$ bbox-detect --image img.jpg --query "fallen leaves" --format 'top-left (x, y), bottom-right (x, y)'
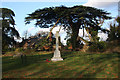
top-left (106, 71), bottom-right (110, 74)
top-left (112, 73), bottom-right (118, 76)
top-left (93, 70), bottom-right (96, 73)
top-left (107, 64), bottom-right (111, 67)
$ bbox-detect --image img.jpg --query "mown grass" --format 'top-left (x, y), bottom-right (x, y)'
top-left (2, 51), bottom-right (120, 78)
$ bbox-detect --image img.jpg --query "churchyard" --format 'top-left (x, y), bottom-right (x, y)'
top-left (1, 2), bottom-right (120, 79)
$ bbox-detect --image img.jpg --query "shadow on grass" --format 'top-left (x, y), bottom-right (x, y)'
top-left (2, 53), bottom-right (53, 72)
top-left (75, 52), bottom-right (120, 78)
top-left (25, 52), bottom-right (119, 78)
top-left (90, 52), bottom-right (120, 65)
top-left (2, 51), bottom-right (73, 72)
top-left (2, 51), bottom-right (120, 78)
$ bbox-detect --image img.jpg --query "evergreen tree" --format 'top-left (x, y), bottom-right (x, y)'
top-left (0, 8), bottom-right (20, 51)
top-left (25, 5), bottom-right (111, 50)
top-left (107, 16), bottom-right (120, 41)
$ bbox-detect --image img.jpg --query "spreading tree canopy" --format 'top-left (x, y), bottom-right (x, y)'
top-left (25, 5), bottom-right (111, 50)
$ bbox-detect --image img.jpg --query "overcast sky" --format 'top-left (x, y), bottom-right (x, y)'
top-left (1, 0), bottom-right (119, 45)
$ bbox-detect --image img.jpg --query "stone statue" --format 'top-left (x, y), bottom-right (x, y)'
top-left (51, 31), bottom-right (63, 61)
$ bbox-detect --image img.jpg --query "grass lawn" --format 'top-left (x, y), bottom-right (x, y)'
top-left (2, 51), bottom-right (120, 78)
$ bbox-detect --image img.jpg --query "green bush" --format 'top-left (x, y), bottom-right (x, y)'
top-left (18, 48), bottom-right (24, 52)
top-left (88, 41), bottom-right (107, 52)
top-left (64, 46), bottom-right (68, 50)
top-left (23, 49), bottom-right (36, 54)
top-left (2, 47), bottom-right (16, 53)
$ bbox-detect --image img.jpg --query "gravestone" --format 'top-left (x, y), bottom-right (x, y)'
top-left (51, 31), bottom-right (63, 62)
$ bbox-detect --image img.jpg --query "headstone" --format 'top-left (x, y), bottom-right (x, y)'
top-left (51, 31), bottom-right (63, 62)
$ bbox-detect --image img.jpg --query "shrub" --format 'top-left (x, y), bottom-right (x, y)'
top-left (2, 47), bottom-right (16, 53)
top-left (23, 49), bottom-right (36, 54)
top-left (18, 48), bottom-right (24, 52)
top-left (88, 41), bottom-right (107, 52)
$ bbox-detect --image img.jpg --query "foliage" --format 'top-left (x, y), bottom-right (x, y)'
top-left (63, 46), bottom-right (68, 50)
top-left (25, 5), bottom-right (111, 50)
top-left (34, 37), bottom-right (56, 51)
top-left (2, 48), bottom-right (16, 52)
top-left (107, 16), bottom-right (120, 42)
top-left (23, 49), bottom-right (36, 54)
top-left (66, 37), bottom-right (84, 50)
top-left (0, 8), bottom-right (20, 51)
top-left (88, 41), bottom-right (107, 52)
top-left (16, 48), bottom-right (24, 52)
top-left (35, 37), bottom-right (50, 50)
top-left (34, 37), bottom-right (63, 51)
top-left (90, 30), bottom-right (100, 42)
top-left (20, 31), bottom-right (57, 51)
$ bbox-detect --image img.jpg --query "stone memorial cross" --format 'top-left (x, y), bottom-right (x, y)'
top-left (51, 31), bottom-right (63, 61)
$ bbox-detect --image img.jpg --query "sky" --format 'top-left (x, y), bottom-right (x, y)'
top-left (1, 0), bottom-right (119, 45)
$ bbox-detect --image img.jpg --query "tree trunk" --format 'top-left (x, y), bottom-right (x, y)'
top-left (83, 26), bottom-right (84, 37)
top-left (71, 24), bottom-right (79, 51)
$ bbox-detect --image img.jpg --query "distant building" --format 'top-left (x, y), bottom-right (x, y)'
top-left (19, 34), bottom-right (56, 51)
